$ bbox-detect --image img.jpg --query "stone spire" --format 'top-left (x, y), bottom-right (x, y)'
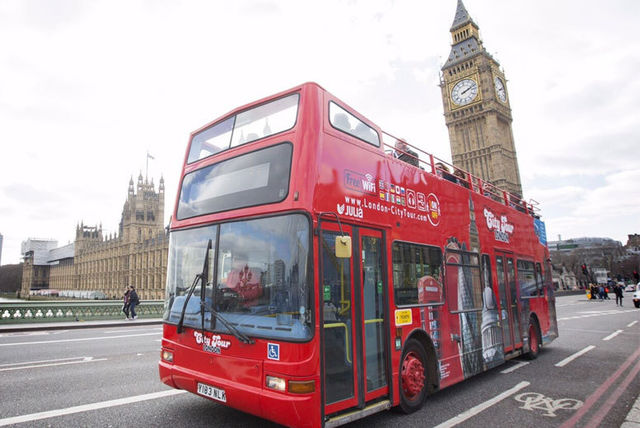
top-left (450, 0), bottom-right (476, 31)
top-left (444, 0), bottom-right (485, 68)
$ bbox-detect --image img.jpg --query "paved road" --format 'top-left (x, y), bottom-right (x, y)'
top-left (0, 295), bottom-right (637, 427)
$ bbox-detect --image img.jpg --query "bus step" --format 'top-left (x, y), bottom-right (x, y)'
top-left (325, 400), bottom-right (391, 428)
top-left (504, 349), bottom-right (523, 360)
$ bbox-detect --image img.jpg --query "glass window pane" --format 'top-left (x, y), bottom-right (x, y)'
top-left (188, 117), bottom-right (234, 163)
top-left (230, 94), bottom-right (299, 148)
top-left (329, 102), bottom-right (380, 146)
top-left (322, 231), bottom-right (354, 404)
top-left (163, 214), bottom-right (311, 341)
top-left (214, 215), bottom-right (311, 340)
top-left (187, 94), bottom-right (299, 164)
top-left (392, 242), bottom-right (443, 305)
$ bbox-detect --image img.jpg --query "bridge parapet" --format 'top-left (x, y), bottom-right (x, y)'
top-left (0, 301), bottom-right (164, 323)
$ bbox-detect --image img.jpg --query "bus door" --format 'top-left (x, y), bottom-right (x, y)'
top-left (320, 224), bottom-right (389, 415)
top-left (495, 254), bottom-right (522, 352)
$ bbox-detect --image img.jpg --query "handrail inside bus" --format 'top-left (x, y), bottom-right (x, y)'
top-left (380, 131), bottom-right (540, 217)
top-left (323, 322), bottom-right (351, 363)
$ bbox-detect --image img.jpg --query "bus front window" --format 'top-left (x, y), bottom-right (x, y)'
top-left (164, 214), bottom-right (312, 341)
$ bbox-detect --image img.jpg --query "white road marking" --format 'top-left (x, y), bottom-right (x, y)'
top-left (501, 361), bottom-right (530, 374)
top-left (602, 330), bottom-right (624, 341)
top-left (0, 332), bottom-right (159, 347)
top-left (0, 356), bottom-right (107, 372)
top-left (0, 389), bottom-right (187, 426)
top-left (557, 309), bottom-right (634, 321)
top-left (433, 381), bottom-right (530, 428)
top-left (555, 345), bottom-right (596, 367)
top-left (104, 328), bottom-right (162, 334)
top-left (628, 320), bottom-right (638, 327)
top-left (0, 356), bottom-right (93, 367)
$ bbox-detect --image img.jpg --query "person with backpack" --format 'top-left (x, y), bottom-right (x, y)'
top-left (128, 285), bottom-right (140, 320)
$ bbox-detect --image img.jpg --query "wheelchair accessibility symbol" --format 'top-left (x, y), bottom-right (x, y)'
top-left (267, 343), bottom-right (280, 361)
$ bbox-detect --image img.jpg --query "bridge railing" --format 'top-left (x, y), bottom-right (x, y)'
top-left (0, 300), bottom-right (164, 324)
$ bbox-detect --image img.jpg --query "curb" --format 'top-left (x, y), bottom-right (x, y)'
top-left (622, 394), bottom-right (640, 428)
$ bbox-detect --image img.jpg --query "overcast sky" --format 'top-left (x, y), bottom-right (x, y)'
top-left (1, 0), bottom-right (639, 265)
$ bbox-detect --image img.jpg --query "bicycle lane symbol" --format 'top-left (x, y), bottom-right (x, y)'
top-left (514, 392), bottom-right (583, 417)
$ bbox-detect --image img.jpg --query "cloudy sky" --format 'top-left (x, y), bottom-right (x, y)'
top-left (1, 0), bottom-right (639, 265)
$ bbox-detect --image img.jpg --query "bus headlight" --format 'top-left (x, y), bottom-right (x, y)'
top-left (161, 349), bottom-right (174, 363)
top-left (266, 375), bottom-right (286, 392)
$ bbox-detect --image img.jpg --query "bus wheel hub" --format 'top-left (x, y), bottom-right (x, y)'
top-left (402, 352), bottom-right (425, 397)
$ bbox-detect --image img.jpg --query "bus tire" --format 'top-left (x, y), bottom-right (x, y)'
top-left (398, 338), bottom-right (428, 413)
top-left (525, 318), bottom-right (540, 360)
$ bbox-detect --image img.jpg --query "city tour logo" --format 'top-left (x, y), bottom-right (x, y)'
top-left (194, 331), bottom-right (231, 354)
top-left (483, 208), bottom-right (514, 243)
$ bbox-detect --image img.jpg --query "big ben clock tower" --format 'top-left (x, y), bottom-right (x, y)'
top-left (441, 0), bottom-right (523, 197)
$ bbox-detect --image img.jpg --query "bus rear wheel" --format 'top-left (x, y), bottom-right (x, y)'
top-left (525, 319), bottom-right (540, 360)
top-left (398, 338), bottom-right (428, 413)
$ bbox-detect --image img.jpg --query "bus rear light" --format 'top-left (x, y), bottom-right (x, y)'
top-left (266, 376), bottom-right (286, 392)
top-left (161, 349), bottom-right (174, 363)
top-left (288, 380), bottom-right (315, 394)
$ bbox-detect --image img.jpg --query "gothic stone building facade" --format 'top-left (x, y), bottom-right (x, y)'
top-left (21, 175), bottom-right (168, 300)
top-left (441, 0), bottom-right (523, 198)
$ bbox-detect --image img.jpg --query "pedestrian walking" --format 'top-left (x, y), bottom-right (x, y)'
top-left (122, 287), bottom-right (131, 319)
top-left (598, 285), bottom-right (605, 301)
top-left (128, 285), bottom-right (140, 320)
top-left (614, 283), bottom-right (624, 306)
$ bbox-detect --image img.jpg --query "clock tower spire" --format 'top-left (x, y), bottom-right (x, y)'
top-left (440, 0), bottom-right (523, 198)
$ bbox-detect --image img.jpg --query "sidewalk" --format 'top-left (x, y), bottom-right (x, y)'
top-left (0, 318), bottom-right (163, 333)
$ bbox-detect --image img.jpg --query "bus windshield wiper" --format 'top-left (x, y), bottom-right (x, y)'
top-left (177, 239), bottom-right (211, 334)
top-left (207, 306), bottom-right (255, 345)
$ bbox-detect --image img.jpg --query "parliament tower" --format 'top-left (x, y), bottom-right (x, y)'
top-left (440, 0), bottom-right (523, 197)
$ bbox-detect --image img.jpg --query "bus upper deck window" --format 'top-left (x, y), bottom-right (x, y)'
top-left (329, 102), bottom-right (380, 147)
top-left (187, 93), bottom-right (299, 164)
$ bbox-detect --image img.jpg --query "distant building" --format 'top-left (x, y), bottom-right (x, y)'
top-left (626, 234), bottom-right (640, 255)
top-left (0, 232), bottom-right (3, 266)
top-left (20, 238), bottom-right (58, 290)
top-left (20, 174), bottom-right (168, 300)
top-left (548, 237), bottom-right (623, 252)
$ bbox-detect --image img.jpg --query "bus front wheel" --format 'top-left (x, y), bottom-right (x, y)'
top-left (398, 338), bottom-right (428, 413)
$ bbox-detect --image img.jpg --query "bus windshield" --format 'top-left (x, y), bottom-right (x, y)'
top-left (164, 214), bottom-right (312, 341)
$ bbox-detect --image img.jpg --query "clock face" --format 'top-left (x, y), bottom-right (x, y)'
top-left (494, 77), bottom-right (507, 102)
top-left (451, 79), bottom-right (478, 106)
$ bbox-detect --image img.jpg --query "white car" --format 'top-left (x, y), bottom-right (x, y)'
top-left (633, 289), bottom-right (640, 308)
top-left (625, 283), bottom-right (637, 292)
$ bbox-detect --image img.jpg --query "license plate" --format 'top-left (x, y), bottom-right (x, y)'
top-left (197, 382), bottom-right (226, 402)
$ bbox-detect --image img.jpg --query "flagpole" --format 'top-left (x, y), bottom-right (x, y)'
top-left (146, 151), bottom-right (149, 183)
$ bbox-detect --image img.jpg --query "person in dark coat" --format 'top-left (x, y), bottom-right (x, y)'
top-left (122, 287), bottom-right (131, 319)
top-left (128, 285), bottom-right (140, 320)
top-left (614, 283), bottom-right (624, 306)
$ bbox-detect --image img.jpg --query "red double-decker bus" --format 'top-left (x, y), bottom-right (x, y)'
top-left (159, 82), bottom-right (558, 427)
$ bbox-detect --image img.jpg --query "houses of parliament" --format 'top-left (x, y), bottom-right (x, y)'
top-left (20, 1), bottom-right (523, 300)
top-left (20, 174), bottom-right (168, 300)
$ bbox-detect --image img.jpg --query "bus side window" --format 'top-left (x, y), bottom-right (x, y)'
top-left (445, 250), bottom-right (482, 312)
top-left (516, 260), bottom-right (537, 297)
top-left (392, 242), bottom-right (443, 306)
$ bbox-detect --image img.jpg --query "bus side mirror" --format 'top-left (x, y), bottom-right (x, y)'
top-left (335, 236), bottom-right (352, 258)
